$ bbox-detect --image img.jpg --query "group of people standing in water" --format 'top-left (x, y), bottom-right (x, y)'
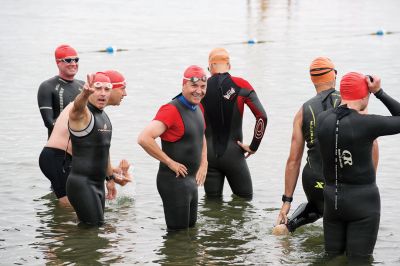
top-left (37, 44), bottom-right (400, 260)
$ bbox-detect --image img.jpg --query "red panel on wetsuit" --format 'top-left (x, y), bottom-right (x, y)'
top-left (154, 103), bottom-right (206, 142)
top-left (154, 104), bottom-right (184, 142)
top-left (232, 76), bottom-right (254, 116)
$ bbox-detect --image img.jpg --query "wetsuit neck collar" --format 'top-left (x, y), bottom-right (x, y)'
top-left (58, 76), bottom-right (74, 83)
top-left (175, 94), bottom-right (197, 111)
top-left (88, 102), bottom-right (103, 113)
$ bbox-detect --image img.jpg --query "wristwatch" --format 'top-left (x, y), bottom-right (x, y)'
top-left (105, 174), bottom-right (115, 182)
top-left (282, 194), bottom-right (293, 203)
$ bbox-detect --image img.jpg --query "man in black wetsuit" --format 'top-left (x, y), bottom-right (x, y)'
top-left (138, 65), bottom-right (208, 231)
top-left (273, 58), bottom-right (379, 235)
top-left (317, 72), bottom-right (400, 259)
top-left (201, 48), bottom-right (267, 199)
top-left (273, 57), bottom-right (341, 234)
top-left (37, 44), bottom-right (84, 138)
top-left (39, 70), bottom-right (131, 207)
top-left (66, 72), bottom-right (116, 226)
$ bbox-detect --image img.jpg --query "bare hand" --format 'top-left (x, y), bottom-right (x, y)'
top-left (167, 159), bottom-right (188, 178)
top-left (83, 73), bottom-right (96, 96)
top-left (119, 159), bottom-right (131, 175)
top-left (237, 141), bottom-right (255, 158)
top-left (275, 203), bottom-right (291, 225)
top-left (112, 159), bottom-right (133, 186)
top-left (106, 180), bottom-right (117, 200)
top-left (195, 161), bottom-right (208, 186)
top-left (366, 75), bottom-right (381, 94)
top-left (113, 171), bottom-right (132, 186)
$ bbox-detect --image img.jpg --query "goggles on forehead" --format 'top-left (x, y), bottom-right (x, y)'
top-left (94, 82), bottom-right (113, 89)
top-left (112, 81), bottom-right (126, 88)
top-left (310, 67), bottom-right (337, 76)
top-left (183, 75), bottom-right (207, 83)
top-left (58, 57), bottom-right (80, 64)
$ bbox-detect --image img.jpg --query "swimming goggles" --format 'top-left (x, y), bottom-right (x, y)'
top-left (111, 81), bottom-right (126, 88)
top-left (310, 68), bottom-right (337, 76)
top-left (58, 57), bottom-right (80, 64)
top-left (94, 82), bottom-right (113, 89)
top-left (183, 76), bottom-right (207, 83)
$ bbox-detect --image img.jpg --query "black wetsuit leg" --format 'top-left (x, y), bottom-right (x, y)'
top-left (324, 184), bottom-right (380, 257)
top-left (39, 147), bottom-right (72, 198)
top-left (157, 173), bottom-right (198, 230)
top-left (205, 142), bottom-right (252, 199)
top-left (224, 156), bottom-right (252, 199)
top-left (302, 164), bottom-right (324, 213)
top-left (66, 175), bottom-right (105, 226)
top-left (204, 164), bottom-right (225, 197)
top-left (286, 164), bottom-right (324, 232)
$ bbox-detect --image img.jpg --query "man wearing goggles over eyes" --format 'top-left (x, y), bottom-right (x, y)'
top-left (138, 65), bottom-right (208, 231)
top-left (39, 70), bottom-right (130, 208)
top-left (37, 44), bottom-right (84, 138)
top-left (201, 48), bottom-right (267, 200)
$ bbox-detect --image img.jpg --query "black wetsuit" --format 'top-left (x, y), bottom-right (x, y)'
top-left (317, 89), bottom-right (400, 257)
top-left (37, 76), bottom-right (83, 137)
top-left (287, 89), bottom-right (341, 232)
top-left (201, 73), bottom-right (267, 198)
top-left (66, 103), bottom-right (112, 226)
top-left (157, 98), bottom-right (204, 230)
top-left (39, 147), bottom-right (72, 198)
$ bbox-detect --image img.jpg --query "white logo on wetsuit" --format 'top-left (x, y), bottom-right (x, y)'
top-left (223, 87), bottom-right (236, 100)
top-left (98, 123), bottom-right (112, 133)
top-left (338, 149), bottom-right (353, 168)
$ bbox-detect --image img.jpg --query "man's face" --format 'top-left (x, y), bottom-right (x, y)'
top-left (89, 83), bottom-right (112, 110)
top-left (182, 78), bottom-right (207, 105)
top-left (57, 56), bottom-right (79, 79)
top-left (108, 86), bottom-right (127, 106)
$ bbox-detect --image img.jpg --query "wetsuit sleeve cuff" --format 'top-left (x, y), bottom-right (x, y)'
top-left (373, 88), bottom-right (383, 98)
top-left (249, 142), bottom-right (259, 152)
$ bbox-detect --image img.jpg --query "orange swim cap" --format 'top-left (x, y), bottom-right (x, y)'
top-left (309, 57), bottom-right (336, 85)
top-left (104, 70), bottom-right (126, 89)
top-left (209, 48), bottom-right (230, 64)
top-left (340, 72), bottom-right (369, 100)
top-left (55, 44), bottom-right (78, 60)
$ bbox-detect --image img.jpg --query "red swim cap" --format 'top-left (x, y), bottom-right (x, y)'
top-left (93, 72), bottom-right (111, 83)
top-left (55, 44), bottom-right (78, 60)
top-left (104, 70), bottom-right (126, 89)
top-left (182, 65), bottom-right (207, 85)
top-left (340, 72), bottom-right (369, 100)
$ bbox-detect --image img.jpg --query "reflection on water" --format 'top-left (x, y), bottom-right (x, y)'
top-left (155, 196), bottom-right (254, 265)
top-left (1, 0), bottom-right (400, 264)
top-left (33, 193), bottom-right (118, 265)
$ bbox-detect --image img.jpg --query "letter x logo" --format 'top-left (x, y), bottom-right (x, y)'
top-left (315, 182), bottom-right (324, 189)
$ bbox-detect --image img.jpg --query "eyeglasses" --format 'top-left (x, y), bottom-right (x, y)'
top-left (58, 57), bottom-right (80, 64)
top-left (94, 82), bottom-right (113, 89)
top-left (183, 76), bottom-right (207, 83)
top-left (310, 68), bottom-right (337, 76)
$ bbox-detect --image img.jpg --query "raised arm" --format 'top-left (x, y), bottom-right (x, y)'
top-left (69, 74), bottom-right (94, 131)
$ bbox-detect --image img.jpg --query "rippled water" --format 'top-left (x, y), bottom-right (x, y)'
top-left (1, 0), bottom-right (400, 265)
